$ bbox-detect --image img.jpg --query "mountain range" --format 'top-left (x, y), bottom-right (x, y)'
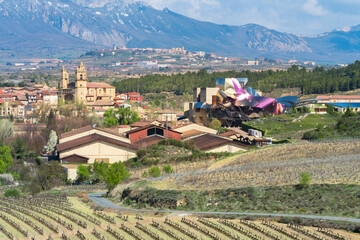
top-left (0, 0), bottom-right (359, 62)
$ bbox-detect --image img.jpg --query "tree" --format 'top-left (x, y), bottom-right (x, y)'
top-left (149, 166), bottom-right (161, 177)
top-left (209, 119), bottom-right (221, 130)
top-left (0, 119), bottom-right (14, 141)
top-left (104, 162), bottom-right (130, 192)
top-left (103, 108), bottom-right (140, 127)
top-left (77, 165), bottom-right (90, 182)
top-left (93, 162), bottom-right (109, 181)
top-left (46, 109), bottom-right (56, 130)
top-left (27, 161), bottom-right (67, 194)
top-left (343, 105), bottom-right (356, 118)
top-left (0, 145), bottom-right (13, 174)
top-left (299, 171), bottom-right (312, 189)
top-left (47, 130), bottom-right (58, 154)
top-left (12, 137), bottom-right (27, 165)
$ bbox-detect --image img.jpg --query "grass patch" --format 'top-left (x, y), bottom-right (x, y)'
top-left (249, 114), bottom-right (337, 139)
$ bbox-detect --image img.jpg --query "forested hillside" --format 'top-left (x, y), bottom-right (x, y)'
top-left (113, 61), bottom-right (360, 95)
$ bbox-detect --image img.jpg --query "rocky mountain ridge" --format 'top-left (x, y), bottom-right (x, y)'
top-left (0, 0), bottom-right (359, 62)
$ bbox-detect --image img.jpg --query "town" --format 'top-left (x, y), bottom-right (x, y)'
top-left (2, 45), bottom-right (343, 74)
top-left (1, 0), bottom-right (360, 238)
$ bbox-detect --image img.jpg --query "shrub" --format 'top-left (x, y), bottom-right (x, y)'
top-left (163, 165), bottom-right (174, 174)
top-left (77, 165), bottom-right (90, 182)
top-left (149, 166), bottom-right (161, 178)
top-left (209, 119), bottom-right (221, 129)
top-left (299, 172), bottom-right (312, 188)
top-left (142, 171), bottom-right (148, 178)
top-left (4, 189), bottom-right (20, 198)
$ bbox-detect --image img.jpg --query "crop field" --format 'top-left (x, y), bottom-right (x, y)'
top-left (0, 195), bottom-right (357, 240)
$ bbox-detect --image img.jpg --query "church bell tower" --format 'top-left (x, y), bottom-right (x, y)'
top-left (75, 62), bottom-right (87, 102)
top-left (61, 66), bottom-right (69, 89)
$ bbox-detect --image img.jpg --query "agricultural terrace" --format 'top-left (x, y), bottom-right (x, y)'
top-left (0, 194), bottom-right (358, 240)
top-left (142, 139), bottom-right (360, 190)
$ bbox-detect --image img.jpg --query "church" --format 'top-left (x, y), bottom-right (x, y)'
top-left (60, 62), bottom-right (116, 106)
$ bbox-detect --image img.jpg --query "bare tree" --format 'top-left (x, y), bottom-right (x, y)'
top-left (0, 119), bottom-right (14, 141)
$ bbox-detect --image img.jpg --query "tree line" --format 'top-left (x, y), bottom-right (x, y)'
top-left (112, 61), bottom-right (360, 95)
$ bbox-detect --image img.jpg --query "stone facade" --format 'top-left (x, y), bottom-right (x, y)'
top-left (60, 62), bottom-right (115, 105)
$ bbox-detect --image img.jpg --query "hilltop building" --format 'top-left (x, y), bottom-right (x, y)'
top-left (60, 63), bottom-right (116, 105)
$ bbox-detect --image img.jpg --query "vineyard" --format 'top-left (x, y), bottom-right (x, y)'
top-left (0, 195), bottom-right (358, 240)
top-left (150, 140), bottom-right (360, 190)
top-left (127, 140), bottom-right (360, 188)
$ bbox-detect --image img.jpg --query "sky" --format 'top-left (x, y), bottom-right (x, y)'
top-left (142, 0), bottom-right (360, 36)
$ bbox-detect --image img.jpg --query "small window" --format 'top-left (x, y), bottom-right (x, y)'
top-left (80, 74), bottom-right (83, 80)
top-left (156, 128), bottom-right (164, 136)
top-left (147, 128), bottom-right (156, 136)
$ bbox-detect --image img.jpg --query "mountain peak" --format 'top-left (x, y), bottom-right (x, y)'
top-left (0, 0), bottom-right (359, 62)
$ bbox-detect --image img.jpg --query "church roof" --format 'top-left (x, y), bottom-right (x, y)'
top-left (88, 100), bottom-right (115, 106)
top-left (87, 82), bottom-right (115, 88)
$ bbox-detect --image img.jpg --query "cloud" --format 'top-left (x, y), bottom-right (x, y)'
top-left (145, 0), bottom-right (219, 11)
top-left (302, 0), bottom-right (327, 16)
top-left (140, 0), bottom-right (360, 35)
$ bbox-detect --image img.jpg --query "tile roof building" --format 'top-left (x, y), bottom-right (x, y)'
top-left (57, 125), bottom-right (136, 164)
top-left (186, 134), bottom-right (248, 153)
top-left (60, 63), bottom-right (115, 106)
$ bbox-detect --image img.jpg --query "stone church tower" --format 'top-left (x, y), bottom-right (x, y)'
top-left (75, 62), bottom-right (87, 102)
top-left (61, 66), bottom-right (69, 89)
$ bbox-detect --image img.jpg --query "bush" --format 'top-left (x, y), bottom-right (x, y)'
top-left (273, 139), bottom-right (292, 144)
top-left (163, 165), bottom-right (174, 174)
top-left (149, 166), bottom-right (161, 178)
top-left (299, 172), bottom-right (312, 189)
top-left (209, 119), bottom-right (221, 129)
top-left (4, 189), bottom-right (20, 198)
top-left (77, 165), bottom-right (90, 182)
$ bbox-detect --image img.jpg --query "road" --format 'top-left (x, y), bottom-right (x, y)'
top-left (88, 192), bottom-right (360, 223)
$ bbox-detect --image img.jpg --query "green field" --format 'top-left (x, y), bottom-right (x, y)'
top-left (248, 113), bottom-right (338, 139)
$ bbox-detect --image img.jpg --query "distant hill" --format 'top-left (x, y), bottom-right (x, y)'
top-left (0, 0), bottom-right (359, 62)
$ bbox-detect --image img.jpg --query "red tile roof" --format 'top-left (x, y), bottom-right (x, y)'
top-left (219, 130), bottom-right (238, 137)
top-left (187, 134), bottom-right (248, 151)
top-left (181, 129), bottom-right (205, 139)
top-left (57, 133), bottom-right (137, 152)
top-left (42, 91), bottom-right (57, 96)
top-left (60, 154), bottom-right (89, 161)
top-left (134, 135), bottom-right (164, 149)
top-left (131, 119), bottom-right (159, 128)
top-left (125, 124), bottom-right (181, 135)
top-left (60, 125), bottom-right (127, 139)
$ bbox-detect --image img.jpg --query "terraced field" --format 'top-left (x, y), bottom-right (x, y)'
top-left (143, 140), bottom-right (360, 190)
top-left (0, 195), bottom-right (358, 240)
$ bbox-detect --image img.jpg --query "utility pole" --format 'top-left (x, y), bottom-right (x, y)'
top-left (166, 115), bottom-right (168, 139)
top-left (137, 83), bottom-right (139, 110)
